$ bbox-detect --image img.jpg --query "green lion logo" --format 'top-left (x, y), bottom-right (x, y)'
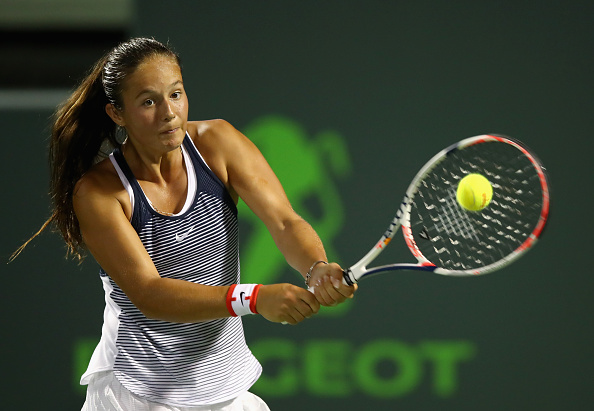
top-left (238, 115), bottom-right (352, 316)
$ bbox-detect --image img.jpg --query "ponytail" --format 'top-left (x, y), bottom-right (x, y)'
top-left (50, 55), bottom-right (121, 260)
top-left (10, 37), bottom-right (180, 263)
top-left (11, 55), bottom-right (119, 262)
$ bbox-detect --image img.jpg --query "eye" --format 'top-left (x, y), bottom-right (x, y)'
top-left (143, 99), bottom-right (155, 107)
top-left (171, 91), bottom-right (182, 99)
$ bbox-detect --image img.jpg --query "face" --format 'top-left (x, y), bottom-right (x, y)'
top-left (106, 54), bottom-right (189, 153)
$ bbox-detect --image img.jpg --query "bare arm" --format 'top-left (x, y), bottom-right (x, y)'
top-left (73, 165), bottom-right (317, 324)
top-left (73, 170), bottom-right (231, 322)
top-left (196, 120), bottom-right (356, 307)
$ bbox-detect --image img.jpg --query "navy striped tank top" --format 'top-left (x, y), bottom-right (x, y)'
top-left (80, 134), bottom-right (262, 406)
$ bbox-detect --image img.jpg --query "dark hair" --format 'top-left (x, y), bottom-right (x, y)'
top-left (11, 37), bottom-right (181, 262)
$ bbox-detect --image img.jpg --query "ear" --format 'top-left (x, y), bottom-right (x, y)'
top-left (105, 103), bottom-right (124, 127)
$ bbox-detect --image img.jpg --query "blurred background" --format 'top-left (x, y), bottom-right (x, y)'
top-left (1, 1), bottom-right (592, 410)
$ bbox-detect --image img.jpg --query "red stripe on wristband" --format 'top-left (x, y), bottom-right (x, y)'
top-left (249, 284), bottom-right (262, 314)
top-left (226, 284), bottom-right (238, 317)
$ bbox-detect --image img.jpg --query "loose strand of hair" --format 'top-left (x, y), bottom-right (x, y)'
top-left (8, 211), bottom-right (56, 263)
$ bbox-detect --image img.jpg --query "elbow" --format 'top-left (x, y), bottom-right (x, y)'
top-left (133, 297), bottom-right (162, 320)
top-left (129, 280), bottom-right (166, 321)
top-left (136, 300), bottom-right (182, 322)
top-left (137, 304), bottom-right (162, 321)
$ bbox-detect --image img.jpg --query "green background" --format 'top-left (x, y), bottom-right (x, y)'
top-left (2, 1), bottom-right (593, 410)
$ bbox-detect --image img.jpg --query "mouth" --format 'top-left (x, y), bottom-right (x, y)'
top-left (160, 127), bottom-right (180, 135)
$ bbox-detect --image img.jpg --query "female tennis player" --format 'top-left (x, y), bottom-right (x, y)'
top-left (19, 37), bottom-right (355, 410)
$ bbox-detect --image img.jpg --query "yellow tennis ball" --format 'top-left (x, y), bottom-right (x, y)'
top-left (456, 173), bottom-right (493, 211)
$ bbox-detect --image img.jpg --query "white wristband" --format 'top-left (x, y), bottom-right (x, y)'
top-left (226, 284), bottom-right (262, 317)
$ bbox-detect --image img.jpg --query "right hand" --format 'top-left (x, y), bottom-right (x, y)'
top-left (308, 262), bottom-right (357, 307)
top-left (256, 283), bottom-right (320, 325)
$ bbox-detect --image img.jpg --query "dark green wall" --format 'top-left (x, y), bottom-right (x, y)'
top-left (2, 1), bottom-right (593, 409)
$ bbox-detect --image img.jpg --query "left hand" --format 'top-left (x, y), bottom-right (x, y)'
top-left (308, 262), bottom-right (357, 306)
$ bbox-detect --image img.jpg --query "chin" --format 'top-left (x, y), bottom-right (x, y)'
top-left (161, 129), bottom-right (185, 146)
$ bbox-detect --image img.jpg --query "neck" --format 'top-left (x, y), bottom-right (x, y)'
top-left (122, 141), bottom-right (184, 185)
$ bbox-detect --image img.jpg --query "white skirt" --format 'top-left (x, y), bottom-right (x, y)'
top-left (81, 371), bottom-right (270, 411)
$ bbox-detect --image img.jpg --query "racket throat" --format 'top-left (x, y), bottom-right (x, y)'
top-left (342, 269), bottom-right (358, 286)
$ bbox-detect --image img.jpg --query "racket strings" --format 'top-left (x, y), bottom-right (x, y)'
top-left (410, 141), bottom-right (545, 271)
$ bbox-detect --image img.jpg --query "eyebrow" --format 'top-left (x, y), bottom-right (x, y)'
top-left (135, 80), bottom-right (183, 99)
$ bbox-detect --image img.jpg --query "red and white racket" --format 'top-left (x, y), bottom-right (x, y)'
top-left (342, 134), bottom-right (550, 285)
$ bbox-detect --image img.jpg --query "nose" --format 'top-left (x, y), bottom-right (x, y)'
top-left (163, 100), bottom-right (175, 121)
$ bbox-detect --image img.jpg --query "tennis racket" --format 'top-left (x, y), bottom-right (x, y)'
top-left (340, 134), bottom-right (550, 285)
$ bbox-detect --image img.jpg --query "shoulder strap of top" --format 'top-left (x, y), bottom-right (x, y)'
top-left (182, 133), bottom-right (237, 212)
top-left (108, 148), bottom-right (150, 230)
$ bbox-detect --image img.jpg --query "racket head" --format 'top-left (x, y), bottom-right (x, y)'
top-left (399, 134), bottom-right (550, 276)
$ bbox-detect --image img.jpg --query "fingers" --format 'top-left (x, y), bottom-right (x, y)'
top-left (281, 299), bottom-right (315, 325)
top-left (309, 262), bottom-right (357, 307)
top-left (311, 275), bottom-right (341, 306)
top-left (253, 260), bottom-right (358, 325)
top-left (256, 284), bottom-right (320, 325)
top-left (312, 275), bottom-right (356, 306)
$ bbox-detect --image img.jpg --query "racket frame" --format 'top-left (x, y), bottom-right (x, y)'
top-left (344, 134), bottom-right (550, 284)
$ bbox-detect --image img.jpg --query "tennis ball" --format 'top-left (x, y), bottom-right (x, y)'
top-left (456, 173), bottom-right (493, 211)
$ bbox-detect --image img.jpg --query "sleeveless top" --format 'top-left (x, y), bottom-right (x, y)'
top-left (80, 134), bottom-right (262, 407)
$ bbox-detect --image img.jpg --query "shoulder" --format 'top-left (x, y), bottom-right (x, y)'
top-left (187, 119), bottom-right (260, 157)
top-left (186, 119), bottom-right (254, 177)
top-left (73, 156), bottom-right (131, 217)
top-left (74, 157), bottom-right (121, 196)
top-left (187, 119), bottom-right (244, 148)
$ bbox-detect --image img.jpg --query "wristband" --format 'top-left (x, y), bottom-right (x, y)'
top-left (226, 284), bottom-right (262, 317)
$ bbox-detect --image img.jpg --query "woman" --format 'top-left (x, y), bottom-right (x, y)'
top-left (22, 37), bottom-right (355, 410)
